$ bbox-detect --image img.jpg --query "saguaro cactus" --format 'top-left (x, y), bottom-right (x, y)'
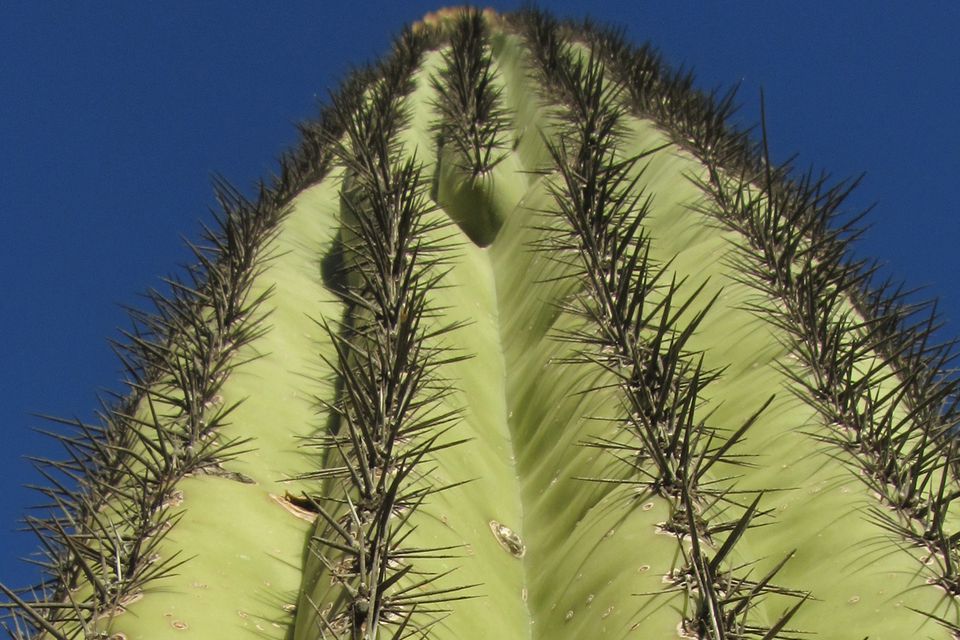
top-left (5, 7), bottom-right (960, 639)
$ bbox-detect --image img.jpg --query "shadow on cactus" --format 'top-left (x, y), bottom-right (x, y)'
top-left (3, 7), bottom-right (960, 640)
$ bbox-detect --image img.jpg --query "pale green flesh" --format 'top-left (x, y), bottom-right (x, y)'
top-left (614, 117), bottom-right (958, 637)
top-left (102, 174), bottom-right (345, 639)
top-left (101, 29), bottom-right (958, 640)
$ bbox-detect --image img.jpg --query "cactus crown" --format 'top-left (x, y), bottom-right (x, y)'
top-left (3, 7), bottom-right (960, 640)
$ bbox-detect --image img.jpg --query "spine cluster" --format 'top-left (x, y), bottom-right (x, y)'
top-left (517, 11), bottom-right (805, 638)
top-left (571, 9), bottom-right (960, 633)
top-left (3, 172), bottom-right (281, 639)
top-left (0, 25), bottom-right (444, 640)
top-left (693, 132), bottom-right (960, 617)
top-left (295, 29), bottom-right (470, 639)
top-left (431, 9), bottom-right (509, 176)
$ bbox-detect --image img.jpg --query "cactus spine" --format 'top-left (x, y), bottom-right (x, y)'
top-left (3, 8), bottom-right (960, 639)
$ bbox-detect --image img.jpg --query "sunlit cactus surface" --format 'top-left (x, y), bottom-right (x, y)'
top-left (5, 7), bottom-right (960, 640)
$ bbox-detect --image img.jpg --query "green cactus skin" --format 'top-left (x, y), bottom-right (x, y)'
top-left (4, 8), bottom-right (960, 640)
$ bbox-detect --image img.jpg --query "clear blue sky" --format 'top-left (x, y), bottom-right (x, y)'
top-left (1, 1), bottom-right (958, 592)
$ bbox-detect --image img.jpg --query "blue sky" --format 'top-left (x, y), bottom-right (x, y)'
top-left (1, 1), bottom-right (957, 592)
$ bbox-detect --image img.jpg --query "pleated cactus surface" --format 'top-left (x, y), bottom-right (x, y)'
top-left (5, 7), bottom-right (960, 640)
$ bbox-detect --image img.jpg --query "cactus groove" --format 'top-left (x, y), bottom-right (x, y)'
top-left (3, 7), bottom-right (960, 640)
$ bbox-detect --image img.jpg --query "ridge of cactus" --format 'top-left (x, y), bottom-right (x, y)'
top-left (3, 6), bottom-right (960, 640)
top-left (524, 29), bottom-right (804, 637)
